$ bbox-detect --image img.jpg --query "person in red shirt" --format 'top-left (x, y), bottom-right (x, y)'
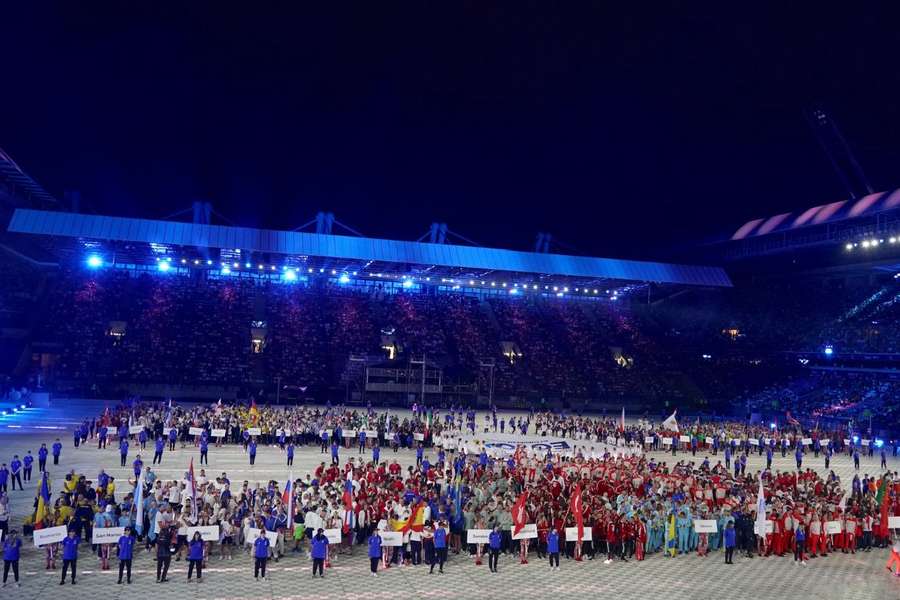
top-left (605, 518), bottom-right (619, 563)
top-left (634, 515), bottom-right (647, 560)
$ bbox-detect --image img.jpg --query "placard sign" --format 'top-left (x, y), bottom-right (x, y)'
top-left (693, 520), bottom-right (718, 534)
top-left (379, 531), bottom-right (403, 547)
top-left (861, 439), bottom-right (871, 446)
top-left (679, 435), bottom-right (691, 443)
top-left (801, 438), bottom-right (813, 445)
top-left (661, 437), bottom-right (673, 445)
top-left (644, 437), bottom-right (654, 445)
top-left (825, 521), bottom-right (842, 535)
top-left (245, 528), bottom-right (279, 546)
top-left (754, 520), bottom-right (774, 535)
top-left (247, 428), bottom-right (262, 436)
top-left (187, 525), bottom-right (220, 542)
top-left (323, 528), bottom-right (343, 544)
top-left (565, 526), bottom-right (593, 541)
top-left (33, 525), bottom-right (67, 547)
top-left (93, 527), bottom-right (125, 544)
top-left (749, 439), bottom-right (759, 446)
top-left (276, 429), bottom-right (291, 437)
top-left (129, 425), bottom-right (144, 435)
top-left (413, 433), bottom-right (425, 441)
top-left (888, 516), bottom-right (900, 529)
top-left (189, 427), bottom-right (205, 436)
top-left (467, 529), bottom-right (492, 544)
top-left (343, 430), bottom-right (358, 439)
top-left (212, 429), bottom-right (226, 438)
top-left (510, 523), bottom-right (537, 540)
top-left (365, 430), bottom-right (378, 438)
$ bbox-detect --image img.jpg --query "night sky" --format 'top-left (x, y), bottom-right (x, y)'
top-left (2, 3), bottom-right (899, 260)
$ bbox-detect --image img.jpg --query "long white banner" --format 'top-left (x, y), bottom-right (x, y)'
top-left (34, 525), bottom-right (67, 547)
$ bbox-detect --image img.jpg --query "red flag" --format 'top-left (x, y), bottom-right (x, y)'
top-left (619, 407), bottom-right (625, 432)
top-left (511, 491), bottom-right (529, 536)
top-left (876, 477), bottom-right (891, 536)
top-left (786, 411), bottom-right (800, 427)
top-left (569, 484), bottom-right (584, 542)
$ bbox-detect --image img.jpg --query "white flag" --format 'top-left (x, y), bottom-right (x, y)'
top-left (134, 468), bottom-right (146, 534)
top-left (662, 409), bottom-right (679, 433)
top-left (755, 477), bottom-right (767, 536)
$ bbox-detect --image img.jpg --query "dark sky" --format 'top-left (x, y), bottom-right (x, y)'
top-left (2, 3), bottom-right (899, 260)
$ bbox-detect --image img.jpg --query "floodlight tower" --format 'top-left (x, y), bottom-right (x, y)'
top-left (804, 106), bottom-right (874, 200)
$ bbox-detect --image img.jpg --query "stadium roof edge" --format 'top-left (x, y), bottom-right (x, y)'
top-left (7, 209), bottom-right (732, 287)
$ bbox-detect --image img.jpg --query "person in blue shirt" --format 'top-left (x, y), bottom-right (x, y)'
top-left (133, 455), bottom-right (143, 478)
top-left (358, 430), bottom-right (367, 454)
top-left (254, 529), bottom-right (271, 579)
top-left (372, 444), bottom-right (380, 465)
top-left (52, 439), bottom-right (62, 465)
top-left (2, 529), bottom-right (21, 588)
top-left (22, 451), bottom-right (33, 482)
top-left (0, 464), bottom-right (7, 494)
top-left (794, 525), bottom-right (807, 564)
top-left (153, 436), bottom-right (165, 465)
top-left (139, 428), bottom-right (148, 450)
top-left (416, 444), bottom-right (424, 467)
top-left (249, 440), bottom-right (258, 466)
top-left (547, 528), bottom-right (560, 570)
top-left (73, 426), bottom-right (80, 448)
top-left (60, 529), bottom-right (80, 584)
top-left (187, 531), bottom-right (204, 581)
top-left (200, 436), bottom-right (209, 465)
top-left (287, 442), bottom-right (295, 466)
top-left (795, 446), bottom-right (804, 470)
top-left (9, 457), bottom-right (22, 491)
top-left (488, 526), bottom-right (502, 573)
top-left (119, 439), bottom-right (129, 467)
top-left (723, 521), bottom-right (736, 564)
top-left (97, 424), bottom-right (108, 449)
top-left (38, 444), bottom-right (48, 472)
top-left (430, 520), bottom-right (448, 574)
top-left (168, 427), bottom-right (177, 452)
top-left (368, 531), bottom-right (382, 576)
top-left (320, 430), bottom-right (329, 453)
top-left (310, 528), bottom-right (328, 578)
top-left (116, 526), bottom-right (135, 584)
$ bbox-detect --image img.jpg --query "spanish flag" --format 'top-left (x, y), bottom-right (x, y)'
top-left (392, 501), bottom-right (425, 533)
top-left (34, 471), bottom-right (51, 529)
top-left (249, 398), bottom-right (259, 425)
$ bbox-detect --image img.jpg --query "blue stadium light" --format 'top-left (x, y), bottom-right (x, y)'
top-left (284, 270), bottom-right (297, 282)
top-left (509, 288), bottom-right (518, 295)
top-left (845, 243), bottom-right (854, 251)
top-left (180, 258), bottom-right (187, 264)
top-left (338, 273), bottom-right (350, 284)
top-left (875, 439), bottom-right (884, 448)
top-left (403, 279), bottom-right (414, 289)
top-left (245, 262), bottom-right (251, 269)
top-left (86, 254), bottom-right (103, 268)
top-left (233, 262), bottom-right (240, 268)
top-left (158, 261), bottom-right (170, 272)
top-left (193, 259), bottom-right (200, 265)
top-left (207, 260), bottom-right (213, 265)
top-left (770, 423), bottom-right (777, 429)
top-left (1, 410), bottom-right (6, 416)
top-left (221, 266), bottom-right (231, 275)
top-left (823, 345), bottom-right (834, 357)
top-left (853, 435), bottom-right (859, 443)
top-left (19, 404), bottom-right (25, 410)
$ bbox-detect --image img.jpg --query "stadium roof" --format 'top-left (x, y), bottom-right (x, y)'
top-left (731, 188), bottom-right (900, 240)
top-left (0, 147), bottom-right (57, 206)
top-left (7, 208), bottom-right (731, 287)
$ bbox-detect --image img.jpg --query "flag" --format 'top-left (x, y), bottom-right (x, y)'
top-left (511, 491), bottom-right (529, 536)
top-left (452, 474), bottom-right (463, 525)
top-left (392, 501), bottom-right (425, 533)
top-left (342, 476), bottom-right (354, 533)
top-left (569, 484), bottom-right (584, 542)
top-left (875, 477), bottom-right (892, 536)
top-left (134, 468), bottom-right (146, 535)
top-left (755, 476), bottom-right (767, 538)
top-left (666, 513), bottom-right (677, 557)
top-left (282, 473), bottom-right (294, 534)
top-left (34, 471), bottom-right (51, 529)
top-left (188, 458), bottom-right (198, 522)
top-left (619, 407), bottom-right (625, 432)
top-left (786, 411), bottom-right (800, 427)
top-left (662, 409), bottom-right (679, 433)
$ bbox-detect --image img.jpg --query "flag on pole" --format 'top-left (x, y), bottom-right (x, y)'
top-left (188, 458), bottom-right (198, 522)
top-left (342, 476), bottom-right (354, 533)
top-left (875, 476), bottom-right (892, 537)
top-left (34, 471), bottom-right (51, 529)
top-left (619, 407), bottom-right (625, 432)
top-left (569, 484), bottom-right (584, 542)
top-left (511, 490), bottom-right (529, 536)
top-left (249, 398), bottom-right (259, 424)
top-left (666, 513), bottom-right (677, 557)
top-left (755, 476), bottom-right (767, 537)
top-left (786, 411), bottom-right (800, 427)
top-left (282, 472), bottom-right (294, 535)
top-left (134, 467), bottom-right (146, 535)
top-left (662, 409), bottom-right (679, 433)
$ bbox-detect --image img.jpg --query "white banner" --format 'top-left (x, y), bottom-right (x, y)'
top-left (379, 531), bottom-right (403, 547)
top-left (801, 438), bottom-right (813, 445)
top-left (820, 439), bottom-right (829, 446)
top-left (129, 425), bottom-right (144, 435)
top-left (843, 439), bottom-right (851, 445)
top-left (564, 526), bottom-right (593, 541)
top-left (92, 527), bottom-right (125, 544)
top-left (749, 439), bottom-right (759, 446)
top-left (466, 529), bottom-right (492, 544)
top-left (644, 436), bottom-right (654, 445)
top-left (861, 439), bottom-right (871, 446)
top-left (189, 427), bottom-right (205, 436)
top-left (764, 438), bottom-right (773, 446)
top-left (889, 516), bottom-right (900, 529)
top-left (706, 438), bottom-right (715, 445)
top-left (33, 525), bottom-right (67, 547)
top-left (365, 430), bottom-right (378, 438)
top-left (342, 430), bottom-right (358, 439)
top-left (693, 520), bottom-right (717, 534)
top-left (212, 429), bottom-right (226, 438)
top-left (187, 525), bottom-right (220, 542)
top-left (679, 435), bottom-right (691, 443)
top-left (247, 428), bottom-right (262, 436)
top-left (276, 429), bottom-right (291, 437)
top-left (245, 528), bottom-right (279, 546)
top-left (323, 528), bottom-right (343, 544)
top-left (825, 521), bottom-right (842, 535)
top-left (413, 433), bottom-right (425, 441)
top-left (754, 521), bottom-right (774, 535)
top-left (510, 523), bottom-right (538, 540)
top-left (661, 437), bottom-right (673, 445)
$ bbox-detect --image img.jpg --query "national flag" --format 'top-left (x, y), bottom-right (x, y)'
top-left (282, 473), bottom-right (294, 534)
top-left (569, 484), bottom-right (584, 542)
top-left (511, 491), bottom-right (529, 536)
top-left (619, 407), bottom-right (625, 432)
top-left (342, 476), bottom-right (354, 533)
top-left (786, 411), bottom-right (800, 427)
top-left (662, 409), bottom-right (679, 433)
top-left (666, 513), bottom-right (677, 557)
top-left (249, 398), bottom-right (259, 425)
top-left (875, 477), bottom-right (891, 536)
top-left (392, 501), bottom-right (425, 533)
top-left (34, 471), bottom-right (51, 529)
top-left (755, 476), bottom-right (767, 538)
top-left (188, 458), bottom-right (198, 522)
top-left (134, 468), bottom-right (146, 534)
